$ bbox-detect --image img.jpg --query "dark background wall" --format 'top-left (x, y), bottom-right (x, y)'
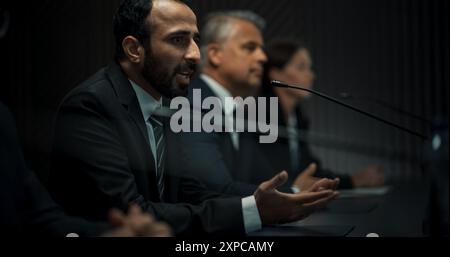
top-left (0, 0), bottom-right (448, 184)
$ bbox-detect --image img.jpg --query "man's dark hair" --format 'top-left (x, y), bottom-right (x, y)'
top-left (262, 39), bottom-right (309, 95)
top-left (113, 0), bottom-right (153, 60)
top-left (264, 39), bottom-right (308, 71)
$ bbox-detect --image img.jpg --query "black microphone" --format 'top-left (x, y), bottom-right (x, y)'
top-left (339, 92), bottom-right (432, 125)
top-left (271, 80), bottom-right (428, 140)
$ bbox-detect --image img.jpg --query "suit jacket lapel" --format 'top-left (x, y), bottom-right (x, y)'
top-left (105, 62), bottom-right (160, 200)
top-left (106, 62), bottom-right (150, 145)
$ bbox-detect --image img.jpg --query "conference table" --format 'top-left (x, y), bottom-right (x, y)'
top-left (251, 180), bottom-right (430, 237)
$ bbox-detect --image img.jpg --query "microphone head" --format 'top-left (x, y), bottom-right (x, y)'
top-left (271, 80), bottom-right (288, 88)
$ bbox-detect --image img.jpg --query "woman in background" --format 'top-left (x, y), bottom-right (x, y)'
top-left (259, 39), bottom-right (385, 190)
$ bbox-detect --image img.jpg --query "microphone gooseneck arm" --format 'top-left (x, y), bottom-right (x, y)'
top-left (272, 80), bottom-right (428, 140)
top-left (339, 92), bottom-right (432, 125)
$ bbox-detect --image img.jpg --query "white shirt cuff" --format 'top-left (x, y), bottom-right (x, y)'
top-left (291, 186), bottom-right (301, 193)
top-left (241, 195), bottom-right (262, 234)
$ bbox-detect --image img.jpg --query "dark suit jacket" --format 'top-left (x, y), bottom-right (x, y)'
top-left (48, 62), bottom-right (245, 236)
top-left (256, 89), bottom-right (354, 189)
top-left (175, 77), bottom-right (294, 197)
top-left (0, 102), bottom-right (109, 236)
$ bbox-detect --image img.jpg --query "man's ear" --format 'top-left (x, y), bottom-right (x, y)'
top-left (206, 43), bottom-right (223, 67)
top-left (122, 36), bottom-right (145, 63)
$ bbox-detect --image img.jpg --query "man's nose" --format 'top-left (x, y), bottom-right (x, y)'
top-left (185, 39), bottom-right (201, 64)
top-left (256, 47), bottom-right (268, 64)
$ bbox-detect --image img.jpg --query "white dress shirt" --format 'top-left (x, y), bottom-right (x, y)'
top-left (130, 80), bottom-right (163, 173)
top-left (130, 78), bottom-right (262, 233)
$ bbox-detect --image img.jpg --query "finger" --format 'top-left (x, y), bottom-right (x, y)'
top-left (310, 178), bottom-right (335, 192)
top-left (333, 178), bottom-right (340, 190)
top-left (305, 192), bottom-right (339, 210)
top-left (129, 204), bottom-right (154, 223)
top-left (129, 214), bottom-right (156, 234)
top-left (128, 204), bottom-right (142, 216)
top-left (134, 216), bottom-right (170, 237)
top-left (103, 227), bottom-right (135, 237)
top-left (304, 192), bottom-right (339, 210)
top-left (291, 190), bottom-right (334, 204)
top-left (132, 218), bottom-right (154, 236)
top-left (108, 209), bottom-right (126, 227)
top-left (325, 178), bottom-right (339, 191)
top-left (260, 171), bottom-right (288, 191)
top-left (149, 223), bottom-right (173, 237)
top-left (309, 178), bottom-right (327, 192)
top-left (302, 163), bottom-right (317, 177)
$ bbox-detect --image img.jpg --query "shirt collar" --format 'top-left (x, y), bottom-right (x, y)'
top-left (200, 74), bottom-right (236, 115)
top-left (288, 113), bottom-right (298, 128)
top-left (129, 79), bottom-right (162, 121)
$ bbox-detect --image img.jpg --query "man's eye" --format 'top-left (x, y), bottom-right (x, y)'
top-left (171, 36), bottom-right (188, 45)
top-left (172, 37), bottom-right (182, 43)
top-left (193, 36), bottom-right (200, 45)
top-left (243, 44), bottom-right (257, 53)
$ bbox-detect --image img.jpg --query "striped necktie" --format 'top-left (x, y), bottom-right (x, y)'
top-left (149, 115), bottom-right (165, 199)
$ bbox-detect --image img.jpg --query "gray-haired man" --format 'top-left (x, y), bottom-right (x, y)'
top-left (176, 10), bottom-right (340, 230)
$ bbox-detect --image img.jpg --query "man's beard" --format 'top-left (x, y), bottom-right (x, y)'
top-left (141, 48), bottom-right (196, 99)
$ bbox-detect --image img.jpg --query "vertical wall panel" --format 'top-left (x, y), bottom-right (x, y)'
top-left (0, 0), bottom-right (447, 183)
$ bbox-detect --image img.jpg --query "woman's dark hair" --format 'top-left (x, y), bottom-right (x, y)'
top-left (113, 0), bottom-right (153, 60)
top-left (262, 39), bottom-right (308, 96)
